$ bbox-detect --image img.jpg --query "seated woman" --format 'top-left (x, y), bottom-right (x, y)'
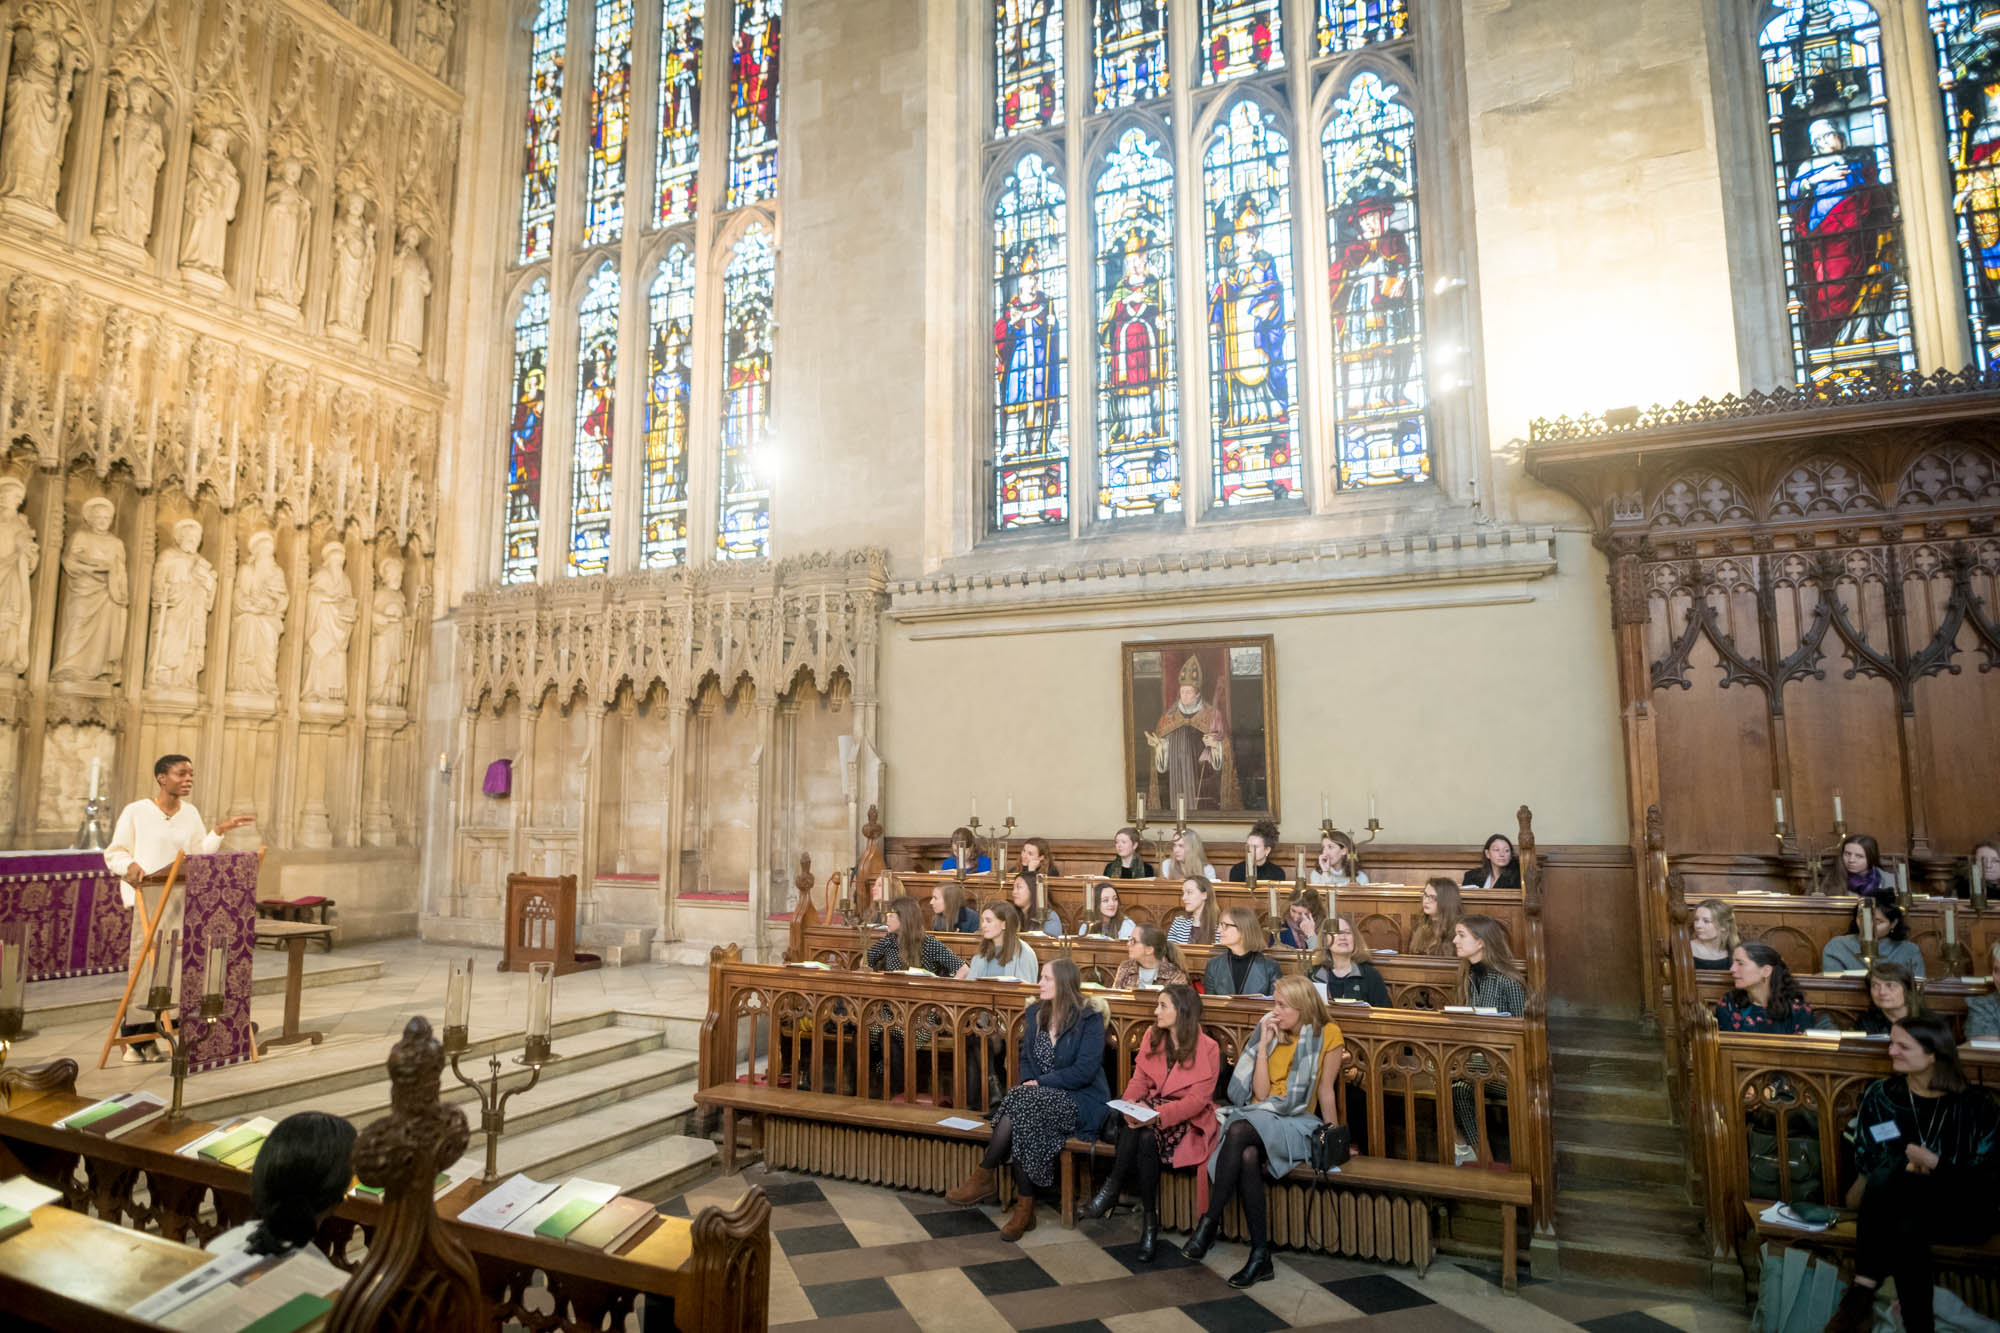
top-left (1019, 836), bottom-right (1055, 878)
top-left (840, 868), bottom-right (899, 928)
top-left (1278, 892), bottom-right (1324, 951)
top-left (1160, 828), bottom-right (1219, 882)
top-left (1183, 976), bottom-right (1346, 1288)
top-left (206, 1111), bottom-right (357, 1256)
top-left (1112, 925), bottom-right (1188, 989)
top-left (1970, 939), bottom-right (2000, 1039)
top-left (957, 901), bottom-right (1039, 982)
top-left (1202, 907), bottom-right (1282, 997)
top-left (1715, 941), bottom-right (1813, 1033)
top-left (1309, 830), bottom-right (1369, 887)
top-left (1860, 959), bottom-right (1928, 1036)
top-left (1948, 837), bottom-right (1999, 900)
top-left (1463, 834), bottom-right (1522, 889)
top-left (1825, 1015), bottom-right (2000, 1333)
top-left (1821, 897), bottom-right (1926, 976)
top-left (1309, 915), bottom-right (1392, 1006)
top-left (1409, 878), bottom-right (1463, 958)
top-left (1449, 915), bottom-right (1529, 1165)
top-left (1079, 880), bottom-right (1138, 939)
top-left (1690, 898), bottom-right (1738, 972)
top-left (1229, 819), bottom-right (1288, 883)
top-left (1079, 983), bottom-right (1221, 1262)
top-left (931, 882), bottom-right (978, 934)
top-left (1167, 876), bottom-right (1219, 945)
top-left (865, 896), bottom-right (961, 977)
top-left (1838, 833), bottom-right (1894, 899)
top-left (1008, 869), bottom-right (1064, 936)
top-left (939, 826), bottom-right (992, 875)
top-left (1102, 827), bottom-right (1153, 880)
top-left (946, 960), bottom-right (1110, 1241)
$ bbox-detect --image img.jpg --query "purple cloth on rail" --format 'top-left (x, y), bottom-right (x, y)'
top-left (178, 850), bottom-right (262, 1073)
top-left (0, 849), bottom-right (132, 982)
top-left (482, 758), bottom-right (512, 797)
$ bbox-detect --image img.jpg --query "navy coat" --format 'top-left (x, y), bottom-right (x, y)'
top-left (1019, 1001), bottom-right (1111, 1137)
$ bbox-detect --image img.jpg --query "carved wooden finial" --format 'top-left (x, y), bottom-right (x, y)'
top-left (328, 1017), bottom-right (482, 1333)
top-left (795, 852), bottom-right (814, 898)
top-left (1515, 805), bottom-right (1535, 852)
top-left (1644, 803), bottom-right (1664, 851)
top-left (861, 804), bottom-right (882, 841)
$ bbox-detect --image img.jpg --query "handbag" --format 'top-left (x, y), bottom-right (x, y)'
top-left (1309, 1121), bottom-right (1352, 1172)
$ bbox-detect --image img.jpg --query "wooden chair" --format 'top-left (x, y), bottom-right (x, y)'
top-left (500, 872), bottom-right (602, 975)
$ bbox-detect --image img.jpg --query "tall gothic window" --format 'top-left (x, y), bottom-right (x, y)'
top-left (570, 265), bottom-right (620, 575)
top-left (502, 279), bottom-right (550, 585)
top-left (1318, 0), bottom-right (1409, 54)
top-left (519, 0), bottom-right (566, 263)
top-left (1204, 100), bottom-right (1300, 506)
top-left (657, 0), bottom-right (704, 225)
top-left (584, 0), bottom-right (633, 245)
top-left (1200, 0), bottom-right (1283, 85)
top-left (992, 152), bottom-right (1070, 530)
top-left (998, 0), bottom-right (1064, 134)
top-left (1095, 128), bottom-right (1179, 518)
top-left (727, 0), bottom-right (782, 208)
top-left (1093, 0), bottom-right (1168, 111)
top-left (719, 225), bottom-right (776, 560)
top-left (1929, 0), bottom-right (2000, 371)
top-left (641, 247), bottom-right (697, 568)
top-left (1756, 0), bottom-right (1916, 384)
top-left (1324, 71), bottom-right (1428, 487)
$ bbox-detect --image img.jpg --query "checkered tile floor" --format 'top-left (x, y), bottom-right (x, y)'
top-left (660, 1167), bottom-right (1751, 1333)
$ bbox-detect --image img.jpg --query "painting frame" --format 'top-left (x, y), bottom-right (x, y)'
top-left (1120, 634), bottom-right (1279, 827)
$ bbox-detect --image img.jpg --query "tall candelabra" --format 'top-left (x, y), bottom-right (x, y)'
top-left (441, 959), bottom-right (557, 1183)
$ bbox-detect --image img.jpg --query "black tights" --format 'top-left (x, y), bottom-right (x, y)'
top-left (980, 1114), bottom-right (1038, 1196)
top-left (1205, 1119), bottom-right (1270, 1247)
top-left (1106, 1124), bottom-right (1163, 1208)
top-left (1854, 1170), bottom-right (1996, 1333)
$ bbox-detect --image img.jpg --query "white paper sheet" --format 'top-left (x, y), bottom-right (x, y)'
top-left (506, 1177), bottom-right (618, 1236)
top-left (155, 1247), bottom-right (346, 1331)
top-left (456, 1174), bottom-right (555, 1230)
top-left (0, 1176), bottom-right (61, 1212)
top-left (935, 1116), bottom-right (984, 1131)
top-left (128, 1248), bottom-right (264, 1320)
top-left (1104, 1100), bottom-right (1159, 1123)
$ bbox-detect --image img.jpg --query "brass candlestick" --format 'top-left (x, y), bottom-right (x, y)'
top-left (155, 986), bottom-right (223, 1127)
top-left (991, 815), bottom-right (1016, 881)
top-left (444, 1023), bottom-right (553, 1184)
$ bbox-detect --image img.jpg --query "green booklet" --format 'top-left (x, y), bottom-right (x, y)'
top-left (237, 1293), bottom-right (334, 1333)
top-left (0, 1204), bottom-right (31, 1243)
top-left (197, 1125), bottom-right (267, 1163)
top-left (56, 1095), bottom-right (131, 1131)
top-left (533, 1197), bottom-right (605, 1240)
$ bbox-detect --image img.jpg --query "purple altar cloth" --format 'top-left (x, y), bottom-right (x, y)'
top-left (179, 850), bottom-right (261, 1073)
top-left (0, 850), bottom-right (132, 982)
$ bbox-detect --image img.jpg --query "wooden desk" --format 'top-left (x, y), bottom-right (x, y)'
top-left (252, 921), bottom-right (330, 1052)
top-left (0, 1201), bottom-right (207, 1331)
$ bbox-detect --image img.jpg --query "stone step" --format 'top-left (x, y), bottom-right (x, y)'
top-left (1546, 1017), bottom-right (1660, 1058)
top-left (27, 955), bottom-right (384, 1030)
top-left (1552, 1113), bottom-right (1685, 1159)
top-left (1552, 1081), bottom-right (1673, 1122)
top-left (1549, 1050), bottom-right (1667, 1091)
top-left (1556, 1235), bottom-right (1718, 1296)
top-left (1556, 1184), bottom-right (1703, 1242)
top-left (580, 1136), bottom-right (722, 1205)
top-left (493, 1084), bottom-right (702, 1183)
top-left (1557, 1139), bottom-right (1687, 1186)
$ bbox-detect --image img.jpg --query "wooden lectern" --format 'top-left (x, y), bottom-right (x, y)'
top-left (498, 873), bottom-right (602, 975)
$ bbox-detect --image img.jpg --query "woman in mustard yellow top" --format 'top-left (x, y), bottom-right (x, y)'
top-left (1182, 974), bottom-right (1345, 1288)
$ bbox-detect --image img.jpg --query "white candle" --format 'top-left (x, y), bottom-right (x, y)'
top-left (1321, 792), bottom-right (1330, 821)
top-left (1267, 878), bottom-right (1279, 919)
top-left (1368, 792), bottom-right (1378, 822)
top-left (89, 757), bottom-right (100, 800)
top-left (1897, 860), bottom-right (1909, 897)
top-left (527, 962), bottom-right (554, 1039)
top-left (1945, 904), bottom-right (1957, 946)
top-left (202, 941), bottom-right (224, 999)
top-left (1007, 794), bottom-right (1014, 819)
top-left (1135, 788), bottom-right (1144, 821)
top-left (151, 930), bottom-right (179, 993)
top-left (1833, 791), bottom-right (1844, 824)
top-left (444, 957), bottom-right (470, 1029)
top-left (1975, 857), bottom-right (1986, 900)
top-left (1295, 851), bottom-right (1305, 880)
top-left (1177, 793), bottom-right (1185, 823)
top-left (1773, 791), bottom-right (1784, 827)
top-left (1859, 905), bottom-right (1874, 942)
top-left (438, 750), bottom-right (448, 774)
top-left (971, 795), bottom-right (978, 820)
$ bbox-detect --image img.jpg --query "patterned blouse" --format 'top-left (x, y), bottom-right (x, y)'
top-left (865, 932), bottom-right (960, 978)
top-left (1713, 993), bottom-right (1814, 1034)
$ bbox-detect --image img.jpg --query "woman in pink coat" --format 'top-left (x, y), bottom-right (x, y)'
top-left (1078, 983), bottom-right (1221, 1261)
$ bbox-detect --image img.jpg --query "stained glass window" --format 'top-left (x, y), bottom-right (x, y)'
top-left (1094, 129), bottom-right (1179, 518)
top-left (1093, 0), bottom-right (1167, 111)
top-left (502, 279), bottom-right (550, 585)
top-left (997, 0), bottom-right (1064, 134)
top-left (641, 247), bottom-right (696, 568)
top-left (584, 0), bottom-right (633, 245)
top-left (569, 264), bottom-right (620, 576)
top-left (1757, 0), bottom-right (1916, 384)
top-left (519, 0), bottom-right (565, 263)
top-left (1200, 0), bottom-right (1282, 85)
top-left (719, 226), bottom-right (775, 560)
top-left (1317, 0), bottom-right (1410, 55)
top-left (1204, 100), bottom-right (1299, 505)
top-left (1929, 1), bottom-right (2000, 370)
top-left (657, 0), bottom-right (704, 226)
top-left (727, 0), bottom-right (782, 208)
top-left (992, 152), bottom-right (1069, 530)
top-left (1323, 72), bottom-right (1428, 488)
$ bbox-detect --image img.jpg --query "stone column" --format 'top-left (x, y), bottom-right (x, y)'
top-left (749, 693), bottom-right (775, 959)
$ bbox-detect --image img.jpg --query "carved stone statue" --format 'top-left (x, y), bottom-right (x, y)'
top-left (411, 0), bottom-right (453, 77)
top-left (355, 0), bottom-right (394, 39)
top-left (302, 541), bottom-right (356, 704)
top-left (0, 476), bottom-right (38, 677)
top-left (179, 127), bottom-right (239, 279)
top-left (50, 497), bottom-right (127, 684)
top-left (229, 528), bottom-right (287, 697)
top-left (146, 517), bottom-right (215, 693)
top-left (0, 27), bottom-right (79, 215)
top-left (386, 223), bottom-right (430, 359)
top-left (91, 77), bottom-right (165, 249)
top-left (255, 156), bottom-right (312, 313)
top-left (326, 191), bottom-right (376, 339)
top-left (368, 555), bottom-right (407, 708)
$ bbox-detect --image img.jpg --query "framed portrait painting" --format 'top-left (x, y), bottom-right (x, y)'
top-left (1121, 635), bottom-right (1278, 826)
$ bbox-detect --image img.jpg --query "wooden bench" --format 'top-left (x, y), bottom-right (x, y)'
top-left (1693, 971), bottom-right (1990, 1039)
top-left (256, 894), bottom-right (337, 933)
top-left (1680, 890), bottom-right (1997, 980)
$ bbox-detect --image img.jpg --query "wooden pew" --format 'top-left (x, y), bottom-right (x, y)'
top-left (1692, 972), bottom-right (1993, 1039)
top-left (1678, 890), bottom-right (1999, 978)
top-left (694, 958), bottom-right (1543, 1287)
top-left (0, 1060), bottom-right (772, 1333)
top-left (784, 908), bottom-right (1470, 1008)
top-left (887, 835), bottom-right (1514, 891)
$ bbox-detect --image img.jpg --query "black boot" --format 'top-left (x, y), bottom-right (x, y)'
top-left (1135, 1198), bottom-right (1161, 1263)
top-left (1181, 1214), bottom-right (1219, 1260)
top-left (1080, 1172), bottom-right (1125, 1220)
top-left (1227, 1244), bottom-right (1275, 1288)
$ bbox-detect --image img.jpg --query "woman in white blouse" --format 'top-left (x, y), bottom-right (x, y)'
top-left (1308, 830), bottom-right (1369, 887)
top-left (1079, 880), bottom-right (1138, 939)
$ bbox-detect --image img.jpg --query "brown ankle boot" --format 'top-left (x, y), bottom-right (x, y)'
top-left (946, 1166), bottom-right (997, 1207)
top-left (1000, 1192), bottom-right (1037, 1241)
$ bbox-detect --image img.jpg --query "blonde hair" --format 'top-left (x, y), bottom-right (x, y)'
top-left (1169, 828), bottom-right (1212, 879)
top-left (1273, 974), bottom-right (1329, 1032)
top-left (1695, 898), bottom-right (1739, 951)
top-left (1221, 906), bottom-right (1267, 953)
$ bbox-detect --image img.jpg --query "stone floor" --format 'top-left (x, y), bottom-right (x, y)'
top-left (664, 1166), bottom-right (1754, 1333)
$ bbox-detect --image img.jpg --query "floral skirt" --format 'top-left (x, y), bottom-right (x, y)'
top-left (994, 1084), bottom-right (1076, 1189)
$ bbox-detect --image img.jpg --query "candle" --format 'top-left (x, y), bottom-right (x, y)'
top-left (1946, 904), bottom-right (1958, 946)
top-left (1975, 856), bottom-right (1986, 900)
top-left (1321, 792), bottom-right (1330, 821)
top-left (1897, 860), bottom-right (1909, 898)
top-left (526, 962), bottom-right (554, 1039)
top-left (1134, 789), bottom-right (1144, 821)
top-left (1007, 794), bottom-right (1014, 819)
top-left (1773, 791), bottom-right (1784, 827)
top-left (1859, 904), bottom-right (1875, 942)
top-left (1267, 878), bottom-right (1278, 920)
top-left (996, 841), bottom-right (1007, 882)
top-left (971, 795), bottom-right (978, 820)
top-left (444, 956), bottom-right (470, 1030)
top-left (1295, 851), bottom-right (1305, 880)
top-left (202, 940), bottom-right (224, 1000)
top-left (438, 750), bottom-right (448, 774)
top-left (1177, 793), bottom-right (1185, 823)
top-left (1368, 792), bottom-right (1378, 822)
top-left (1833, 791), bottom-right (1844, 824)
top-left (0, 938), bottom-right (21, 1012)
top-left (151, 930), bottom-right (179, 994)
top-left (89, 757), bottom-right (100, 800)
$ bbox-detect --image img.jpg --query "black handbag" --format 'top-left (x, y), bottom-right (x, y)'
top-left (1309, 1121), bottom-right (1352, 1172)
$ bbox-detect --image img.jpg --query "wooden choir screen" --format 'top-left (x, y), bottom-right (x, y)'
top-left (501, 872), bottom-right (602, 975)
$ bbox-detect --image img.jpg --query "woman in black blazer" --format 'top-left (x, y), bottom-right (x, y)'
top-left (1463, 834), bottom-right (1521, 889)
